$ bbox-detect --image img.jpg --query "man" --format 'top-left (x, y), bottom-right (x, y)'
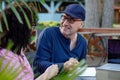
top-left (33, 4), bottom-right (87, 76)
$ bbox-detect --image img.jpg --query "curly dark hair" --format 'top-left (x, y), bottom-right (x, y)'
top-left (0, 4), bottom-right (37, 55)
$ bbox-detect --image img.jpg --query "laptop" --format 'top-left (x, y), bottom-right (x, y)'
top-left (97, 39), bottom-right (120, 71)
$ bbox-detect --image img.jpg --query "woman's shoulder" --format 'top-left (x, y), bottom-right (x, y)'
top-left (0, 48), bottom-right (17, 59)
top-left (0, 48), bottom-right (12, 55)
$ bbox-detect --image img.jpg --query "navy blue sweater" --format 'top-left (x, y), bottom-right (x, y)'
top-left (33, 27), bottom-right (87, 76)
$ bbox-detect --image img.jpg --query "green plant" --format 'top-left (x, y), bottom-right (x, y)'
top-left (0, 41), bottom-right (23, 80)
top-left (51, 59), bottom-right (87, 80)
top-left (0, 0), bottom-right (39, 32)
top-left (36, 21), bottom-right (60, 30)
top-left (0, 59), bottom-right (24, 80)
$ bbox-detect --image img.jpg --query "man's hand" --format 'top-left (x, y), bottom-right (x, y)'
top-left (64, 58), bottom-right (79, 71)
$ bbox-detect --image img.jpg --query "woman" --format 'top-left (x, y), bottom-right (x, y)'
top-left (0, 3), bottom-right (58, 80)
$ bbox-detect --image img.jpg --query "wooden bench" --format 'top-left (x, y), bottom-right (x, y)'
top-left (79, 28), bottom-right (120, 64)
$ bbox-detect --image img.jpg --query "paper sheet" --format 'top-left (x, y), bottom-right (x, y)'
top-left (79, 67), bottom-right (96, 77)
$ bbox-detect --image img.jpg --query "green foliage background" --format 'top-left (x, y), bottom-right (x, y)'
top-left (35, 21), bottom-right (60, 30)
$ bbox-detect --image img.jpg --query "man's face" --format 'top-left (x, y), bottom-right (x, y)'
top-left (60, 14), bottom-right (84, 37)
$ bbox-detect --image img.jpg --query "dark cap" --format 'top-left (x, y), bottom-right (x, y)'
top-left (63, 4), bottom-right (85, 21)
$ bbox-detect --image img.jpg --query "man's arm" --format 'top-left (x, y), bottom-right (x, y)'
top-left (33, 29), bottom-right (54, 75)
top-left (33, 28), bottom-right (64, 76)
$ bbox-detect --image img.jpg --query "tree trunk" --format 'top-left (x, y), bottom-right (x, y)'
top-left (101, 0), bottom-right (114, 55)
top-left (85, 0), bottom-right (100, 28)
top-left (101, 0), bottom-right (114, 28)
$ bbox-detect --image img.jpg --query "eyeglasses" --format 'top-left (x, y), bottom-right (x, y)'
top-left (61, 15), bottom-right (82, 24)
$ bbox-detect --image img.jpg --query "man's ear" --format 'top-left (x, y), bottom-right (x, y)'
top-left (79, 21), bottom-right (84, 28)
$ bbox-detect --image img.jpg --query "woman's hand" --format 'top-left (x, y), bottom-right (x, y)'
top-left (36, 64), bottom-right (58, 80)
top-left (44, 64), bottom-right (58, 79)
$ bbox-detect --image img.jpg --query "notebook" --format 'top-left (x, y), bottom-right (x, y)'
top-left (97, 39), bottom-right (120, 71)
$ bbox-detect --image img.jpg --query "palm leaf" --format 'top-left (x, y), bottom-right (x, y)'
top-left (51, 59), bottom-right (87, 80)
top-left (0, 41), bottom-right (23, 80)
top-left (1, 9), bottom-right (9, 30)
top-left (6, 0), bottom-right (23, 24)
top-left (14, 0), bottom-right (31, 28)
top-left (0, 20), bottom-right (3, 32)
